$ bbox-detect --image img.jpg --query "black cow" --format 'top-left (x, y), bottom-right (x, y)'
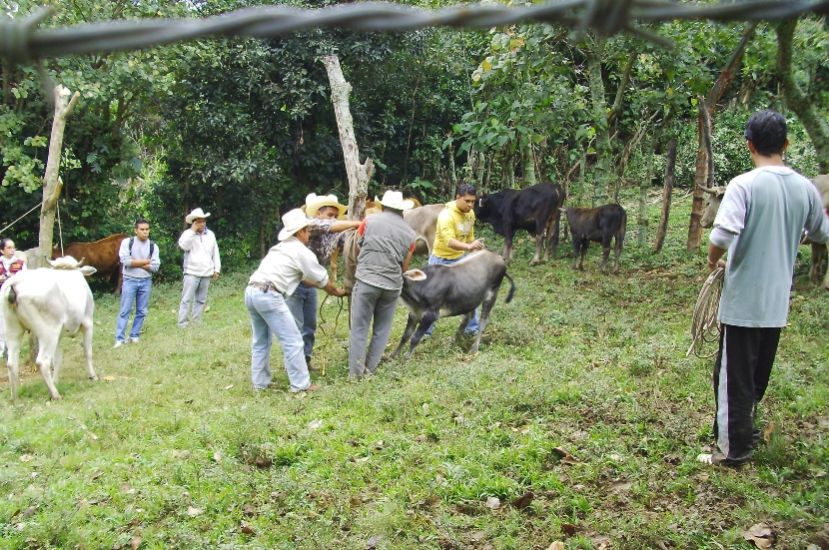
top-left (564, 204), bottom-right (627, 272)
top-left (391, 250), bottom-right (516, 359)
top-left (475, 182), bottom-right (566, 265)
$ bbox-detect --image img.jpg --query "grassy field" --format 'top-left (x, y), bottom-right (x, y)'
top-left (1, 191), bottom-right (828, 549)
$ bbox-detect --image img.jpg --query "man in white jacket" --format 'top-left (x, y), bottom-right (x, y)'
top-left (178, 207), bottom-right (221, 327)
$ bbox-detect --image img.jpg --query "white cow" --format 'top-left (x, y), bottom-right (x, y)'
top-left (1, 256), bottom-right (98, 400)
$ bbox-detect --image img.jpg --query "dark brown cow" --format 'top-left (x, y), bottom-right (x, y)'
top-left (52, 233), bottom-right (127, 292)
top-left (564, 204), bottom-right (627, 272)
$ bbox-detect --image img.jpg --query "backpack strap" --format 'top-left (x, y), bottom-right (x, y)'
top-left (129, 236), bottom-right (155, 258)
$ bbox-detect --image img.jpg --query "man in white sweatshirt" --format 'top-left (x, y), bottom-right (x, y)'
top-left (178, 207), bottom-right (221, 328)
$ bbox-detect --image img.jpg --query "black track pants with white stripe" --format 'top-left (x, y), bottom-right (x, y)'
top-left (712, 324), bottom-right (781, 464)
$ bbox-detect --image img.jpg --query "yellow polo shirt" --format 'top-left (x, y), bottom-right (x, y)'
top-left (432, 201), bottom-right (476, 260)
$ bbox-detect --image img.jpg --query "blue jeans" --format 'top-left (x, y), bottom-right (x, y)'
top-left (244, 286), bottom-right (310, 392)
top-left (116, 276), bottom-right (152, 342)
top-left (424, 254), bottom-right (479, 335)
top-left (285, 282), bottom-right (317, 359)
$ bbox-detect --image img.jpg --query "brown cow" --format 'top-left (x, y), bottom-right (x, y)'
top-left (52, 233), bottom-right (128, 293)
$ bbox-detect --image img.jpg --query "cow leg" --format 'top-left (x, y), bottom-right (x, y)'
top-left (542, 213), bottom-right (557, 261)
top-left (82, 322), bottom-right (97, 381)
top-left (613, 234), bottom-right (624, 273)
top-left (454, 312), bottom-right (473, 340)
top-left (470, 289), bottom-right (497, 354)
top-left (600, 239), bottom-right (612, 273)
top-left (406, 311), bottom-right (439, 358)
top-left (391, 312), bottom-right (419, 359)
top-left (823, 244), bottom-right (829, 290)
top-left (503, 230), bottom-right (516, 263)
top-left (811, 241), bottom-right (827, 285)
top-left (5, 321), bottom-right (23, 400)
top-left (52, 340), bottom-right (63, 385)
top-left (578, 241), bottom-right (588, 270)
top-left (34, 330), bottom-right (61, 400)
top-left (530, 234), bottom-right (543, 266)
top-left (571, 238), bottom-right (580, 270)
top-left (551, 211), bottom-right (561, 259)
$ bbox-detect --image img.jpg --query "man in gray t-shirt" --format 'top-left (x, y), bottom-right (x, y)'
top-left (700, 110), bottom-right (829, 467)
top-left (348, 191), bottom-right (416, 379)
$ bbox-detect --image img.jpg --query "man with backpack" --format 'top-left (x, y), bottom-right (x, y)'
top-left (178, 207), bottom-right (221, 328)
top-left (114, 219), bottom-right (161, 348)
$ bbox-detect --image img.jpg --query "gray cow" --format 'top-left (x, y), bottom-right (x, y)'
top-left (391, 250), bottom-right (516, 359)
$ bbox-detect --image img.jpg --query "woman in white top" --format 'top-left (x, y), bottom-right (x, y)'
top-left (0, 237), bottom-right (27, 356)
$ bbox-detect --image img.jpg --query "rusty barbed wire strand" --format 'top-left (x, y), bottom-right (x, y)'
top-left (0, 0), bottom-right (828, 63)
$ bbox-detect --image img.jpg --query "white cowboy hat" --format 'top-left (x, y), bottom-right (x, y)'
top-left (278, 208), bottom-right (312, 241)
top-left (378, 190), bottom-right (414, 211)
top-left (185, 207), bottom-right (211, 224)
top-left (305, 193), bottom-right (347, 219)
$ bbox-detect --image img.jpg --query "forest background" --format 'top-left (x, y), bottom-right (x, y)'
top-left (2, 0), bottom-right (828, 276)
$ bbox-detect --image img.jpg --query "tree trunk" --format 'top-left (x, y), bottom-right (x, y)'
top-left (36, 85), bottom-right (80, 267)
top-left (638, 133), bottom-right (654, 246)
top-left (776, 20), bottom-right (829, 173)
top-left (522, 139), bottom-right (537, 185)
top-left (322, 55), bottom-right (372, 220)
top-left (586, 43), bottom-right (611, 206)
top-left (686, 24), bottom-right (755, 251)
top-left (447, 132), bottom-right (457, 195)
top-left (653, 137), bottom-right (677, 253)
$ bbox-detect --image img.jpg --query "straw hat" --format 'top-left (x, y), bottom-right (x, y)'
top-left (305, 193), bottom-right (347, 219)
top-left (185, 207), bottom-right (211, 224)
top-left (278, 208), bottom-right (312, 241)
top-left (378, 190), bottom-right (414, 211)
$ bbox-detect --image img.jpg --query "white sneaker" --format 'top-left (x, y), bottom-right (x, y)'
top-left (113, 340), bottom-right (125, 349)
top-left (130, 337), bottom-right (140, 344)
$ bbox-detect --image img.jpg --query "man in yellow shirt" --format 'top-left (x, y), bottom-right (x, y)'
top-left (425, 183), bottom-right (485, 336)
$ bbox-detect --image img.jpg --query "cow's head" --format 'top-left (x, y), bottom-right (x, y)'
top-left (474, 195), bottom-right (491, 219)
top-left (48, 255), bottom-right (98, 277)
top-left (700, 186), bottom-right (726, 228)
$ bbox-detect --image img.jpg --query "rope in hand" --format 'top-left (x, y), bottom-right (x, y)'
top-left (687, 266), bottom-right (724, 358)
top-left (317, 292), bottom-right (346, 337)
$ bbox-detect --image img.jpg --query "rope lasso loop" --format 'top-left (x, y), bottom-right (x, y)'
top-left (687, 266), bottom-right (724, 358)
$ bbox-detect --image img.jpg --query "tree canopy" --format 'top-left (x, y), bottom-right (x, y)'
top-left (1, 0), bottom-right (827, 275)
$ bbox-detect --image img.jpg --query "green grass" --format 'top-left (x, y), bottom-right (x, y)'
top-left (1, 191), bottom-right (828, 549)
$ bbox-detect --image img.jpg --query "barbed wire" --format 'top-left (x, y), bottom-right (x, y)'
top-left (1, 0), bottom-right (828, 63)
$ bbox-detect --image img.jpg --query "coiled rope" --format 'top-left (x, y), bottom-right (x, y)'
top-left (687, 266), bottom-right (724, 358)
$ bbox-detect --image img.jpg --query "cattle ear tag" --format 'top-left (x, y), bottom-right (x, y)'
top-left (403, 269), bottom-right (427, 281)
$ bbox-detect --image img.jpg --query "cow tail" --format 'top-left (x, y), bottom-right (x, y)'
top-left (7, 281), bottom-right (18, 306)
top-left (503, 272), bottom-right (516, 303)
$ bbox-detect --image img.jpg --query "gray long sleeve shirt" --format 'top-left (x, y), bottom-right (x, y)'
top-left (710, 166), bottom-right (829, 327)
top-left (119, 237), bottom-right (161, 279)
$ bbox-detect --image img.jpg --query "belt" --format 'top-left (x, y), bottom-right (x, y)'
top-left (248, 281), bottom-right (286, 296)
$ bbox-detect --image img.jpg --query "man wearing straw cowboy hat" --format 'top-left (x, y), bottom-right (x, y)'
top-left (286, 193), bottom-right (359, 371)
top-left (699, 109), bottom-right (829, 467)
top-left (245, 208), bottom-right (346, 392)
top-left (349, 190), bottom-right (417, 379)
top-left (177, 207), bottom-right (221, 328)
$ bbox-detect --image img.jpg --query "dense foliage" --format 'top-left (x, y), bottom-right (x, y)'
top-left (1, 0), bottom-right (827, 276)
